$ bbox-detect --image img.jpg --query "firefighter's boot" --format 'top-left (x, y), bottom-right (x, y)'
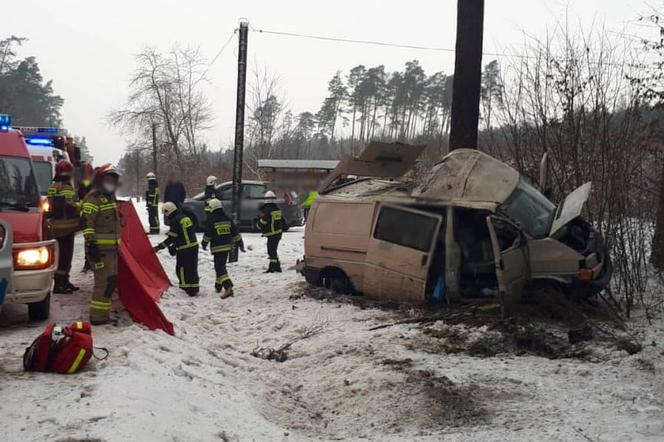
top-left (54, 274), bottom-right (73, 294)
top-left (221, 287), bottom-right (234, 299)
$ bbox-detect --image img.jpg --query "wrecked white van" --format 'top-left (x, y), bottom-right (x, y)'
top-left (299, 143), bottom-right (611, 309)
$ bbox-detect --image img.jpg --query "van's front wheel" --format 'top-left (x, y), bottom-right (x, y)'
top-left (28, 292), bottom-right (51, 321)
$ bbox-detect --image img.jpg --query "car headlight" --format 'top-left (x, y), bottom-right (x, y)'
top-left (14, 246), bottom-right (53, 270)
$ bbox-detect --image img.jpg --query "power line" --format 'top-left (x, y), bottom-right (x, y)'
top-left (251, 26), bottom-right (533, 59)
top-left (209, 29), bottom-right (238, 67)
top-left (251, 25), bottom-right (653, 69)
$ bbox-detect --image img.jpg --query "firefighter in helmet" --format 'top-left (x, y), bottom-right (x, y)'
top-left (257, 190), bottom-right (283, 273)
top-left (145, 172), bottom-right (160, 234)
top-left (77, 162), bottom-right (94, 200)
top-left (204, 175), bottom-right (217, 212)
top-left (47, 159), bottom-right (81, 293)
top-left (81, 164), bottom-right (121, 325)
top-left (154, 202), bottom-right (200, 296)
top-left (201, 198), bottom-right (244, 298)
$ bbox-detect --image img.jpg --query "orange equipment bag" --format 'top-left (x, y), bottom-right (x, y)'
top-left (23, 321), bottom-right (102, 374)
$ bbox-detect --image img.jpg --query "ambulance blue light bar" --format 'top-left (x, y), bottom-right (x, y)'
top-left (25, 137), bottom-right (54, 146)
top-left (0, 114), bottom-right (10, 132)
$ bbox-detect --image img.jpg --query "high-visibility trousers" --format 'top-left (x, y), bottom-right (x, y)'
top-left (90, 250), bottom-right (118, 323)
top-left (176, 246), bottom-right (199, 294)
top-left (213, 251), bottom-right (232, 290)
top-left (147, 206), bottom-right (160, 234)
top-left (267, 234), bottom-right (281, 271)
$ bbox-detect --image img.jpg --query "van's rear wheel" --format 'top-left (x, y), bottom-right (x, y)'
top-left (323, 269), bottom-right (352, 295)
top-left (28, 292), bottom-right (51, 321)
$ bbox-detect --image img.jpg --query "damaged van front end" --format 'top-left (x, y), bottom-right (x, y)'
top-left (499, 179), bottom-right (612, 296)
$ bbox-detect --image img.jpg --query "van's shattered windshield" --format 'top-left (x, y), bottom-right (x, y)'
top-left (500, 178), bottom-right (555, 238)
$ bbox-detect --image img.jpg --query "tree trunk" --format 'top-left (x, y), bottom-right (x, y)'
top-left (651, 159), bottom-right (664, 269)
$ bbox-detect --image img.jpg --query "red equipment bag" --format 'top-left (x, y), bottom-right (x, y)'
top-left (23, 321), bottom-right (98, 374)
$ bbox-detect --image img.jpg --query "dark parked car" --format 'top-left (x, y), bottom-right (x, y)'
top-left (182, 180), bottom-right (303, 232)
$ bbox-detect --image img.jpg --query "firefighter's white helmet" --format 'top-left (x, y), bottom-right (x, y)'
top-left (206, 175), bottom-right (217, 186)
top-left (207, 198), bottom-right (223, 212)
top-left (146, 172), bottom-right (156, 180)
top-left (162, 202), bottom-right (178, 217)
top-left (264, 190), bottom-right (276, 200)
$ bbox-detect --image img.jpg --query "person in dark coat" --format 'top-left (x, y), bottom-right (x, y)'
top-left (163, 172), bottom-right (186, 224)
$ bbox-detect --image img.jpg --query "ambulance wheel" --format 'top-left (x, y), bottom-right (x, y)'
top-left (28, 292), bottom-right (51, 321)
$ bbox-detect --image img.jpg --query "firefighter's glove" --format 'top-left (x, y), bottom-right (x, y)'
top-left (167, 245), bottom-right (177, 256)
top-left (238, 241), bottom-right (246, 253)
top-left (153, 243), bottom-right (165, 252)
top-left (87, 242), bottom-right (100, 262)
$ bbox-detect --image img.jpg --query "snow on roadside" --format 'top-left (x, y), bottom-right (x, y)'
top-left (0, 201), bottom-right (663, 441)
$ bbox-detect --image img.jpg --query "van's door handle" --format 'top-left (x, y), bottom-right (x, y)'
top-left (421, 254), bottom-right (428, 266)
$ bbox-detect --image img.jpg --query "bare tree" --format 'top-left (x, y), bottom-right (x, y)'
top-left (108, 45), bottom-right (212, 171)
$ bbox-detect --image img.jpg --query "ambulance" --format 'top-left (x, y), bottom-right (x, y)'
top-left (15, 126), bottom-right (72, 196)
top-left (0, 115), bottom-right (57, 320)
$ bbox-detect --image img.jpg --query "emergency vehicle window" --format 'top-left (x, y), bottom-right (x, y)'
top-left (0, 156), bottom-right (40, 208)
top-left (374, 206), bottom-right (438, 252)
top-left (33, 161), bottom-right (53, 196)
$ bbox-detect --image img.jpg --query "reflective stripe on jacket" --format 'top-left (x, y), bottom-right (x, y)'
top-left (202, 210), bottom-right (242, 254)
top-left (47, 181), bottom-right (80, 236)
top-left (257, 203), bottom-right (283, 237)
top-left (160, 211), bottom-right (198, 251)
top-left (81, 189), bottom-right (121, 250)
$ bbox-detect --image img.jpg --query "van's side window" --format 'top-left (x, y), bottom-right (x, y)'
top-left (373, 206), bottom-right (438, 252)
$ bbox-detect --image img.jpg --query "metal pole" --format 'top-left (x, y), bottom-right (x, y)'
top-left (151, 122), bottom-right (158, 176)
top-left (449, 0), bottom-right (485, 150)
top-left (135, 149), bottom-right (140, 199)
top-left (230, 20), bottom-right (248, 263)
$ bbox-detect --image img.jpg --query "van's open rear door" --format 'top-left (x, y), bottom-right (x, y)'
top-left (320, 142), bottom-right (425, 192)
top-left (363, 204), bottom-right (442, 304)
top-left (486, 216), bottom-right (530, 317)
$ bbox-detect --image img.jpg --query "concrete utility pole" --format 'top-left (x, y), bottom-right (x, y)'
top-left (230, 20), bottom-right (249, 262)
top-left (449, 0), bottom-right (485, 150)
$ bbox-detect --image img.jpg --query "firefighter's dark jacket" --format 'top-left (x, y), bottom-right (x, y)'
top-left (202, 209), bottom-right (243, 254)
top-left (257, 202), bottom-right (283, 237)
top-left (204, 185), bottom-right (215, 200)
top-left (146, 181), bottom-right (159, 208)
top-left (47, 178), bottom-right (80, 237)
top-left (159, 210), bottom-right (198, 251)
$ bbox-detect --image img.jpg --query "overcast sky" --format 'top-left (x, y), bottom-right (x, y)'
top-left (3, 0), bottom-right (648, 165)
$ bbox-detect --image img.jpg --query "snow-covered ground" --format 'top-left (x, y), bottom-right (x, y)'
top-left (1, 201), bottom-right (664, 441)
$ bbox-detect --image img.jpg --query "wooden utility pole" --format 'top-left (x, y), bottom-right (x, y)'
top-left (151, 122), bottom-right (158, 176)
top-left (230, 20), bottom-right (249, 262)
top-left (449, 0), bottom-right (485, 150)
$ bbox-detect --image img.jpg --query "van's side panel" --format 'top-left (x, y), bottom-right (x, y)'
top-left (304, 199), bottom-right (376, 291)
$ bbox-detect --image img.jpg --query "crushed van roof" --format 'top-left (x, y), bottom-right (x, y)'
top-left (413, 148), bottom-right (519, 206)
